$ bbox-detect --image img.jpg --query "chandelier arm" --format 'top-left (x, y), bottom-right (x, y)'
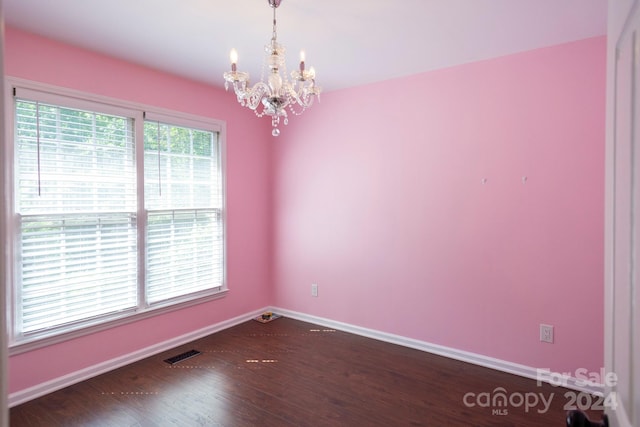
top-left (287, 95), bottom-right (314, 116)
top-left (243, 81), bottom-right (272, 110)
top-left (289, 81), bottom-right (319, 108)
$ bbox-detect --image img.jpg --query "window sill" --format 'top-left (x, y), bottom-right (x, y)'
top-left (9, 288), bottom-right (229, 356)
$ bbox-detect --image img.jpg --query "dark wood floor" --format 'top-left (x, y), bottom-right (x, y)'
top-left (10, 317), bottom-right (603, 426)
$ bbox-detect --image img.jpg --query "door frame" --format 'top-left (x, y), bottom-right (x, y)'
top-left (605, 1), bottom-right (639, 426)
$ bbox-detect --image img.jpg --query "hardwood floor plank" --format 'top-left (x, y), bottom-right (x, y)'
top-left (10, 318), bottom-right (604, 426)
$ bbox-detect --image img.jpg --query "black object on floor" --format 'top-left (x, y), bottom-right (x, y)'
top-left (164, 349), bottom-right (201, 365)
top-left (566, 410), bottom-right (609, 427)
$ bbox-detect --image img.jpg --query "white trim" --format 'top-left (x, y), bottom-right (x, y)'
top-left (8, 307), bottom-right (269, 408)
top-left (0, 2), bottom-right (10, 423)
top-left (10, 306), bottom-right (607, 408)
top-left (272, 307), bottom-right (605, 396)
top-left (10, 290), bottom-right (229, 355)
top-left (605, 2), bottom-right (640, 426)
top-left (14, 86), bottom-right (142, 119)
top-left (609, 396), bottom-right (633, 427)
top-left (143, 110), bottom-right (222, 133)
top-left (7, 77), bottom-right (224, 130)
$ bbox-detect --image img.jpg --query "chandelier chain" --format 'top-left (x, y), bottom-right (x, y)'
top-left (271, 7), bottom-right (278, 44)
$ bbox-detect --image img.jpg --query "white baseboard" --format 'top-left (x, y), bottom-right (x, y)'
top-left (10, 306), bottom-right (603, 407)
top-left (8, 307), bottom-right (269, 407)
top-left (272, 307), bottom-right (605, 396)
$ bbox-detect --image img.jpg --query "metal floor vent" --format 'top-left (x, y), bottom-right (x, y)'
top-left (164, 349), bottom-right (201, 365)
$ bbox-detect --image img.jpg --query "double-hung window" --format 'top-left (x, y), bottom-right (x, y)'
top-left (6, 83), bottom-right (226, 347)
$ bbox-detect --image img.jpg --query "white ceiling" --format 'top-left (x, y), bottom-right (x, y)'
top-left (4, 0), bottom-right (607, 92)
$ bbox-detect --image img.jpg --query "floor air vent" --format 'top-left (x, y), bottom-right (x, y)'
top-left (164, 349), bottom-right (201, 365)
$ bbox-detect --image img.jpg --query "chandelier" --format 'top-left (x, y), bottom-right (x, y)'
top-left (223, 0), bottom-right (321, 136)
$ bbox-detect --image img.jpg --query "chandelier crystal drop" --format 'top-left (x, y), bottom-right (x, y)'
top-left (223, 0), bottom-right (321, 137)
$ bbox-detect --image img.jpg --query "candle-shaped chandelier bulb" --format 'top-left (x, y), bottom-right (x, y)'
top-left (223, 0), bottom-right (320, 136)
top-left (230, 49), bottom-right (238, 71)
top-left (299, 50), bottom-right (306, 71)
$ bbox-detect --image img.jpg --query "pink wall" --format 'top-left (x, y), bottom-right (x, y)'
top-left (273, 37), bottom-right (606, 374)
top-left (5, 27), bottom-right (273, 393)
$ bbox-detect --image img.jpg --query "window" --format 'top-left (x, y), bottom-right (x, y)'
top-left (6, 83), bottom-right (226, 347)
top-left (143, 117), bottom-right (224, 304)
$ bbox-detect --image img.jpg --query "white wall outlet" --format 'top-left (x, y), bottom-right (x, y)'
top-left (311, 283), bottom-right (318, 297)
top-left (540, 324), bottom-right (554, 343)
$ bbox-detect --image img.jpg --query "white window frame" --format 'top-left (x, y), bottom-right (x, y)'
top-left (4, 78), bottom-right (227, 354)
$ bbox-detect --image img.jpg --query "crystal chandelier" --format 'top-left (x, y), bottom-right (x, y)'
top-left (223, 0), bottom-right (321, 137)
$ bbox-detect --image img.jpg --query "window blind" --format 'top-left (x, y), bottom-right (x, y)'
top-left (15, 98), bottom-right (138, 335)
top-left (143, 120), bottom-right (223, 305)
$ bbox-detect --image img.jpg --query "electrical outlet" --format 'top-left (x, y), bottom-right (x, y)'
top-left (311, 283), bottom-right (318, 297)
top-left (540, 324), bottom-right (554, 343)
